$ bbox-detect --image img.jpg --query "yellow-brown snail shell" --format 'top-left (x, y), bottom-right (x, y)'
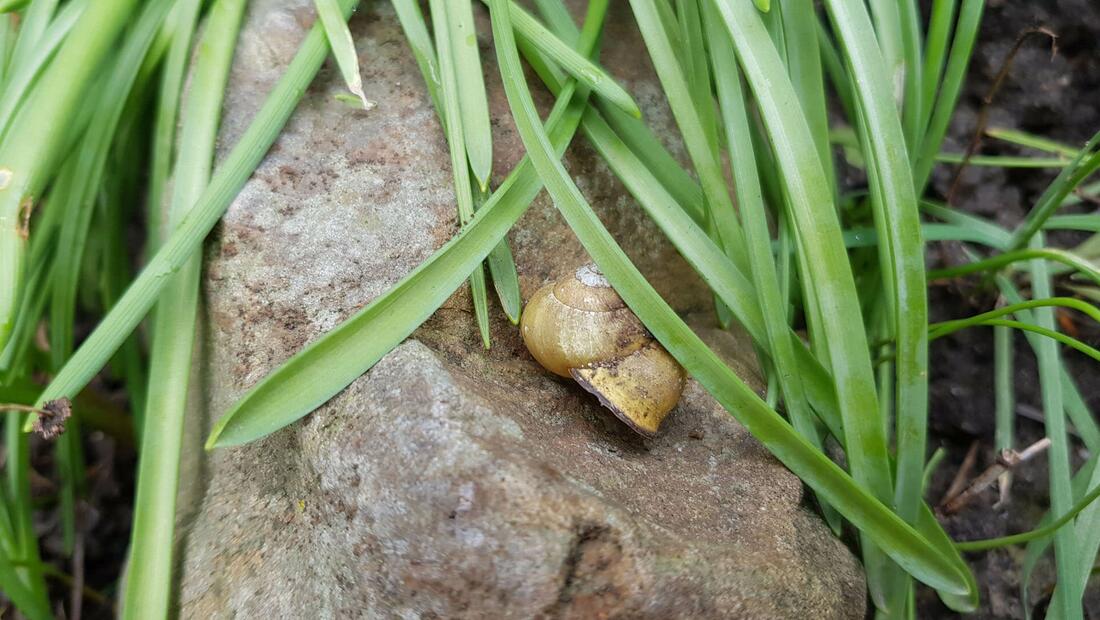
top-left (520, 264), bottom-right (685, 436)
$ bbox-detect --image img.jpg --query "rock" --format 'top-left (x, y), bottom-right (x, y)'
top-left (175, 1), bottom-right (866, 617)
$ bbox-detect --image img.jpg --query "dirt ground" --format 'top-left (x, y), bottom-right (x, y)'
top-left (918, 0), bottom-right (1100, 617)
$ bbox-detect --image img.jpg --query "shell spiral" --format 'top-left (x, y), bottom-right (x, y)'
top-left (520, 264), bottom-right (685, 435)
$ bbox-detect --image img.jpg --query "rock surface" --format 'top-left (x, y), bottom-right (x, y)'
top-left (175, 1), bottom-right (866, 617)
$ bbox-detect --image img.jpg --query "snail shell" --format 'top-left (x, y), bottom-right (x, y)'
top-left (520, 264), bottom-right (685, 436)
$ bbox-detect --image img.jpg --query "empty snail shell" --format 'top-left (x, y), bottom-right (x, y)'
top-left (520, 264), bottom-right (685, 436)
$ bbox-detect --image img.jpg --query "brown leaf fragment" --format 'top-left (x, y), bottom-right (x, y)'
top-left (32, 398), bottom-right (73, 440)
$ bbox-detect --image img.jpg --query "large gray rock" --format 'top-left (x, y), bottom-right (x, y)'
top-left (175, 1), bottom-right (866, 617)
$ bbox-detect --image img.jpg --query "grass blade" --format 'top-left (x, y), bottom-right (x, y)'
top-left (478, 188), bottom-right (521, 323)
top-left (1028, 234), bottom-right (1082, 619)
top-left (987, 126), bottom-right (1079, 157)
top-left (26, 0), bottom-right (362, 413)
top-left (499, 0), bottom-right (640, 119)
top-left (820, 3), bottom-right (930, 608)
top-left (912, 0), bottom-right (984, 191)
top-left (779, 0), bottom-right (835, 199)
top-left (122, 0), bottom-right (245, 616)
top-left (928, 247), bottom-right (1100, 286)
top-left (315, 0), bottom-right (371, 109)
top-left (1008, 132), bottom-right (1100, 251)
top-left (627, 0), bottom-right (747, 271)
top-left (708, 0), bottom-right (902, 606)
top-left (0, 0), bottom-right (143, 352)
top-left (704, 1), bottom-right (840, 532)
top-left (147, 0), bottom-right (203, 247)
top-left (512, 0), bottom-right (705, 226)
top-left (918, 0), bottom-right (956, 148)
top-left (486, 0), bottom-right (971, 596)
top-left (956, 480), bottom-right (1100, 552)
top-left (0, 0), bottom-right (86, 138)
top-left (445, 0), bottom-right (492, 190)
top-left (429, 0), bottom-right (491, 347)
top-left (392, 0), bottom-right (520, 325)
top-left (206, 0), bottom-right (606, 449)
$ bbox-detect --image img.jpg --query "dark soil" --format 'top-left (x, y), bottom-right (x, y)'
top-left (918, 1), bottom-right (1100, 617)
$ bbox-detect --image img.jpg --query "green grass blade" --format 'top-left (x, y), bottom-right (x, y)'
top-left (486, 0), bottom-right (971, 596)
top-left (0, 550), bottom-right (50, 620)
top-left (1008, 133), bottom-right (1100, 251)
top-left (392, 0), bottom-right (519, 325)
top-left (920, 199), bottom-right (1011, 249)
top-left (147, 0), bottom-right (203, 248)
top-left (928, 247), bottom-right (1100, 286)
top-left (5, 0), bottom-right (58, 88)
top-left (627, 0), bottom-right (747, 271)
top-left (709, 0), bottom-right (901, 604)
top-left (0, 0), bottom-right (27, 14)
top-left (1020, 455), bottom-right (1100, 619)
top-left (0, 0), bottom-right (142, 353)
top-left (599, 103), bottom-right (705, 224)
top-left (958, 478), bottom-right (1100, 551)
top-left (4, 416), bottom-right (46, 612)
top-left (779, 0), bottom-right (835, 199)
top-left (822, 0), bottom-right (929, 541)
top-left (205, 0), bottom-right (606, 450)
top-left (912, 0), bottom-right (984, 191)
top-left (994, 321), bottom-right (1014, 467)
top-left (916, 503), bottom-right (979, 611)
top-left (1027, 234), bottom-right (1082, 619)
top-left (951, 320), bottom-right (1100, 363)
top-left (842, 222), bottom-right (1006, 249)
top-left (392, 0), bottom-right (444, 121)
top-left (26, 0), bottom-right (362, 415)
top-left (929, 298), bottom-right (1100, 337)
top-left (500, 1), bottom-right (640, 119)
top-left (509, 1), bottom-right (705, 227)
top-left (1045, 214), bottom-right (1100, 233)
top-left (444, 0), bottom-right (492, 190)
top-left (531, 0), bottom-right (574, 37)
top-left (935, 152), bottom-right (1071, 168)
top-left (122, 0), bottom-right (245, 616)
top-left (987, 126), bottom-right (1079, 157)
top-left (315, 0), bottom-right (371, 109)
top-left (918, 0), bottom-right (956, 148)
top-left (898, 0), bottom-right (923, 151)
top-left (816, 20), bottom-right (857, 124)
top-left (0, 0), bottom-right (85, 138)
top-left (674, 0), bottom-right (733, 327)
top-left (993, 275), bottom-right (1100, 454)
top-left (478, 188), bottom-right (521, 323)
top-left (704, 1), bottom-right (841, 532)
top-left (866, 0), bottom-right (903, 105)
top-left (429, 0), bottom-right (491, 348)
top-left (1049, 470), bottom-right (1100, 617)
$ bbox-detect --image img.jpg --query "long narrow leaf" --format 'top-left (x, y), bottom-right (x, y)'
top-left (122, 0), bottom-right (246, 616)
top-left (28, 0), bottom-right (362, 413)
top-left (445, 0), bottom-right (492, 189)
top-left (205, 0), bottom-right (608, 449)
top-left (429, 0), bottom-right (491, 347)
top-left (488, 0), bottom-right (971, 598)
top-left (314, 0), bottom-right (371, 109)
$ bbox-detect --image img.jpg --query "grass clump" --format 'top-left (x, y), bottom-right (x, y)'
top-left (2, 0), bottom-right (1100, 617)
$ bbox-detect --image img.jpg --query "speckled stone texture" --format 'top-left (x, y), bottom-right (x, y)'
top-left (174, 1), bottom-right (866, 617)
